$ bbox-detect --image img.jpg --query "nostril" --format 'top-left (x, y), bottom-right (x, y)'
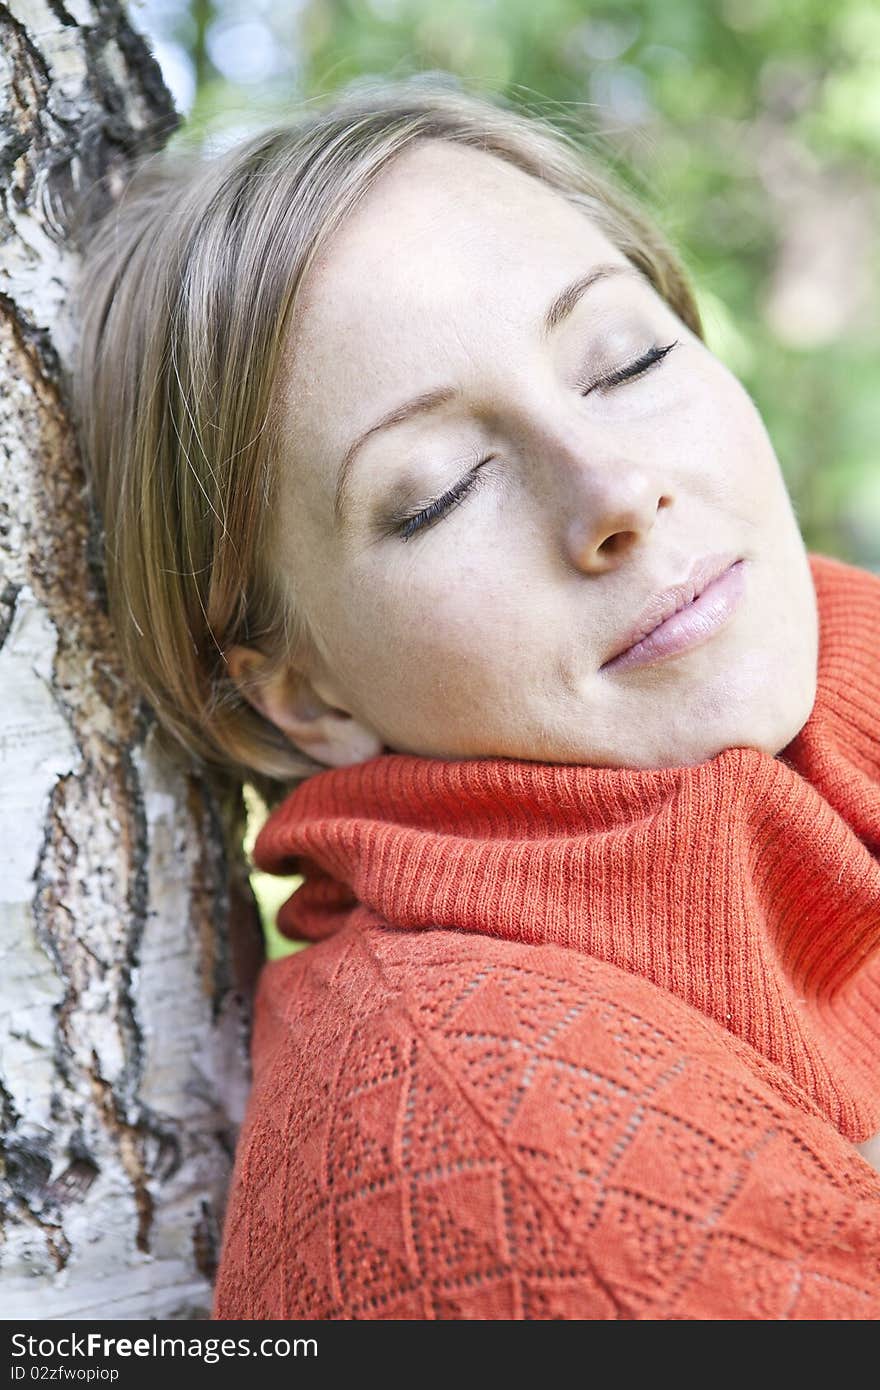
top-left (599, 532), bottom-right (636, 557)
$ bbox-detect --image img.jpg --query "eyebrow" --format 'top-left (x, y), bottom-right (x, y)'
top-left (333, 260), bottom-right (643, 528)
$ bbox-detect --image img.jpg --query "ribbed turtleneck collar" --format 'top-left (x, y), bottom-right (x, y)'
top-left (253, 551), bottom-right (880, 1139)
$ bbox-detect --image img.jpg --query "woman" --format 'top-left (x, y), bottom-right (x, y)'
top-left (71, 78), bottom-right (880, 1320)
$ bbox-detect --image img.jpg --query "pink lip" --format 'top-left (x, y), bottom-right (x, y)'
top-left (600, 556), bottom-right (748, 674)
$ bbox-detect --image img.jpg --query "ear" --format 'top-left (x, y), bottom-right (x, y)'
top-left (225, 644), bottom-right (386, 769)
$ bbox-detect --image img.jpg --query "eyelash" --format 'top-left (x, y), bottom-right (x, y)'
top-left (391, 339), bottom-right (680, 541)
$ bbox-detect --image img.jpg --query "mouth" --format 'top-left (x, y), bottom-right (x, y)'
top-left (600, 554), bottom-right (748, 674)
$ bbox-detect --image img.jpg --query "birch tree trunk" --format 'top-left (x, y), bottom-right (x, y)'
top-left (0, 0), bottom-right (259, 1319)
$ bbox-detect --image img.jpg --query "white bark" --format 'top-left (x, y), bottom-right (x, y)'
top-left (0, 0), bottom-right (256, 1319)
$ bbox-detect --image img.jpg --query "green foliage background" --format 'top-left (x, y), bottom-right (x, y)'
top-left (129, 0), bottom-right (880, 957)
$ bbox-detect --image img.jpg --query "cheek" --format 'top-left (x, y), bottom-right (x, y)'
top-left (325, 559), bottom-right (524, 735)
top-left (343, 548), bottom-right (527, 679)
top-left (691, 368), bottom-right (781, 506)
top-left (378, 561), bottom-right (494, 651)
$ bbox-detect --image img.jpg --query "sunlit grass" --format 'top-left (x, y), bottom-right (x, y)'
top-left (243, 783), bottom-right (307, 961)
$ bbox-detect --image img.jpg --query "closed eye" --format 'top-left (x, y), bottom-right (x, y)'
top-left (391, 455), bottom-right (492, 543)
top-left (582, 338), bottom-right (679, 394)
top-left (389, 339), bottom-right (680, 541)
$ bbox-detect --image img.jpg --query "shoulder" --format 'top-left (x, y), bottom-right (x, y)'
top-left (214, 924), bottom-right (880, 1320)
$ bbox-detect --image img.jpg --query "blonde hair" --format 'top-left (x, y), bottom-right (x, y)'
top-left (69, 76), bottom-right (703, 812)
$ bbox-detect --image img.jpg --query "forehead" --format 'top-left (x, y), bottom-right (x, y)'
top-left (291, 140), bottom-right (621, 353)
top-left (278, 140), bottom-right (630, 490)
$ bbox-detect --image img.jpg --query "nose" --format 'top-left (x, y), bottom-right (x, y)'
top-left (540, 422), bottom-right (673, 573)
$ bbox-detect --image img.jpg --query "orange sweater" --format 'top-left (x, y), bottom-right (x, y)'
top-left (213, 551), bottom-right (880, 1320)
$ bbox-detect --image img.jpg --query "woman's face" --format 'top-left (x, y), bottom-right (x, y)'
top-left (260, 138), bottom-right (818, 770)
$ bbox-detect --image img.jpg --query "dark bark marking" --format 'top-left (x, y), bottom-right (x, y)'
top-left (88, 1053), bottom-right (154, 1253)
top-left (0, 579), bottom-right (20, 649)
top-left (192, 1196), bottom-right (218, 1282)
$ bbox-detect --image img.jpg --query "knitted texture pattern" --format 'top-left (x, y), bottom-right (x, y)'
top-left (213, 552), bottom-right (880, 1319)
